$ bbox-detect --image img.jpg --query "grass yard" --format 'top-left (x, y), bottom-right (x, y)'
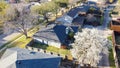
top-left (107, 36), bottom-right (116, 68)
top-left (109, 48), bottom-right (116, 68)
top-left (30, 42), bottom-right (72, 60)
top-left (6, 26), bottom-right (39, 48)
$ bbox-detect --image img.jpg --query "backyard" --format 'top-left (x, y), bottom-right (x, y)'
top-left (84, 8), bottom-right (103, 26)
top-left (109, 48), bottom-right (116, 68)
top-left (108, 36), bottom-right (116, 68)
top-left (0, 25), bottom-right (40, 57)
top-left (29, 42), bottom-right (72, 60)
top-left (7, 26), bottom-right (39, 48)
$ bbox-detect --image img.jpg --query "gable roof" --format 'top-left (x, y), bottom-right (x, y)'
top-left (33, 25), bottom-right (78, 45)
top-left (56, 15), bottom-right (73, 25)
top-left (67, 6), bottom-right (89, 18)
top-left (72, 16), bottom-right (85, 27)
top-left (0, 47), bottom-right (61, 68)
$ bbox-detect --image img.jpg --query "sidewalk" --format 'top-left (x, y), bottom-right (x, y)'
top-left (98, 53), bottom-right (110, 68)
top-left (0, 33), bottom-right (21, 48)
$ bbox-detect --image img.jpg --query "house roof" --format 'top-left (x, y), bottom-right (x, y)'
top-left (40, 0), bottom-right (51, 3)
top-left (72, 16), bottom-right (85, 27)
top-left (33, 25), bottom-right (60, 43)
top-left (85, 1), bottom-right (97, 5)
top-left (1, 47), bottom-right (61, 68)
top-left (33, 25), bottom-right (78, 45)
top-left (56, 1), bottom-right (100, 25)
top-left (67, 6), bottom-right (88, 18)
top-left (67, 4), bottom-right (92, 17)
top-left (69, 0), bottom-right (80, 4)
top-left (56, 15), bottom-right (73, 25)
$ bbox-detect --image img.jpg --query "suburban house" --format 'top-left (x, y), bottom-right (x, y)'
top-left (0, 47), bottom-right (61, 68)
top-left (56, 5), bottom-right (89, 27)
top-left (87, 0), bottom-right (106, 4)
top-left (32, 1), bottom-right (102, 48)
top-left (56, 1), bottom-right (101, 27)
top-left (5, 0), bottom-right (20, 3)
top-left (33, 24), bottom-right (78, 48)
top-left (28, 0), bottom-right (51, 3)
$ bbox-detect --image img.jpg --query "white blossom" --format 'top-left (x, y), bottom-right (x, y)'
top-left (71, 28), bottom-right (112, 66)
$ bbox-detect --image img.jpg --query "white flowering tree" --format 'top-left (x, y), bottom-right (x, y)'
top-left (71, 28), bottom-right (111, 67)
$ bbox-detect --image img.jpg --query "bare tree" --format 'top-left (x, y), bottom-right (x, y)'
top-left (5, 6), bottom-right (38, 38)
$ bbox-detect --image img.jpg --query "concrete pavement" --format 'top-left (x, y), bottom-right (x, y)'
top-left (98, 53), bottom-right (110, 68)
top-left (0, 33), bottom-right (21, 48)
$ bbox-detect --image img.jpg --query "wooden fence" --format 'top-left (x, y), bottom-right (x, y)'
top-left (112, 31), bottom-right (120, 68)
top-left (25, 45), bottom-right (69, 59)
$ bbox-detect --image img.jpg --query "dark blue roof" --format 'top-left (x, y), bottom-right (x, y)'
top-left (67, 6), bottom-right (89, 18)
top-left (72, 16), bottom-right (85, 26)
top-left (33, 25), bottom-right (78, 45)
top-left (53, 25), bottom-right (78, 44)
top-left (5, 47), bottom-right (61, 68)
top-left (67, 7), bottom-right (80, 18)
top-left (16, 58), bottom-right (60, 68)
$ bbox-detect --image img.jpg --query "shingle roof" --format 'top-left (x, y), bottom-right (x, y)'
top-left (40, 0), bottom-right (50, 3)
top-left (56, 15), bottom-right (73, 25)
top-left (1, 47), bottom-right (61, 68)
top-left (84, 1), bottom-right (97, 5)
top-left (67, 6), bottom-right (89, 18)
top-left (33, 25), bottom-right (78, 45)
top-left (72, 16), bottom-right (85, 27)
top-left (33, 25), bottom-right (60, 43)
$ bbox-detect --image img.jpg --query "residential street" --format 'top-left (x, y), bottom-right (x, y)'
top-left (98, 53), bottom-right (110, 68)
top-left (0, 0), bottom-right (118, 68)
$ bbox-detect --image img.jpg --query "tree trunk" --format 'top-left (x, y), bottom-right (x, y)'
top-left (23, 29), bottom-right (28, 39)
top-left (44, 13), bottom-right (49, 23)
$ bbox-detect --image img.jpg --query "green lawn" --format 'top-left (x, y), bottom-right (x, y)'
top-left (7, 26), bottom-right (39, 48)
top-left (0, 26), bottom-right (38, 57)
top-left (47, 46), bottom-right (71, 55)
top-left (109, 48), bottom-right (116, 68)
top-left (0, 26), bottom-right (39, 57)
top-left (0, 34), bottom-right (22, 49)
top-left (30, 42), bottom-right (72, 60)
top-left (30, 42), bottom-right (48, 49)
top-left (107, 36), bottom-right (116, 68)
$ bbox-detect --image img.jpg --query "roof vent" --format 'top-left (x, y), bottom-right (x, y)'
top-left (17, 61), bottom-right (21, 64)
top-left (30, 52), bottom-right (36, 55)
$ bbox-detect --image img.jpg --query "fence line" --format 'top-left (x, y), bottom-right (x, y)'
top-left (25, 46), bottom-right (68, 59)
